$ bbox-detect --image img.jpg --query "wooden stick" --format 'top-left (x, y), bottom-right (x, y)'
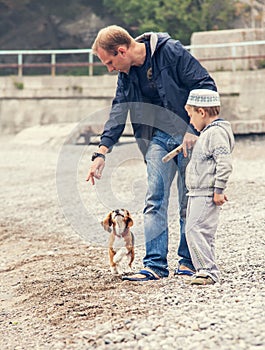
top-left (162, 144), bottom-right (183, 163)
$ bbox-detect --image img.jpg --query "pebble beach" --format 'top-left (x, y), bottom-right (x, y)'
top-left (0, 130), bottom-right (264, 349)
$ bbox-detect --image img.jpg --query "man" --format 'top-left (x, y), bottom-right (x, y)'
top-left (86, 25), bottom-right (217, 281)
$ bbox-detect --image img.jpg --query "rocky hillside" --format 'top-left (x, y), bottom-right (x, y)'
top-left (0, 1), bottom-right (116, 50)
top-left (0, 0), bottom-right (264, 51)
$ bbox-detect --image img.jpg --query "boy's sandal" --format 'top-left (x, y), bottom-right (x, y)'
top-left (122, 269), bottom-right (160, 282)
top-left (190, 274), bottom-right (215, 285)
top-left (174, 266), bottom-right (195, 277)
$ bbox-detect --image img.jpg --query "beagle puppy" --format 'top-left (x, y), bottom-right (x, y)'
top-left (102, 209), bottom-right (134, 275)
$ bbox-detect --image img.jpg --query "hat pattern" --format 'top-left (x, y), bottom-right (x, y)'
top-left (186, 89), bottom-right (220, 107)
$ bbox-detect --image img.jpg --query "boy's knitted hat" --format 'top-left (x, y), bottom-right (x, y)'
top-left (186, 89), bottom-right (220, 107)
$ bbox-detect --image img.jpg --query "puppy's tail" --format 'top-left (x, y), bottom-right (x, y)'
top-left (113, 247), bottom-right (127, 264)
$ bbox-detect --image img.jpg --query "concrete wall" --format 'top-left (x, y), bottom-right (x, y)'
top-left (214, 70), bottom-right (265, 134)
top-left (191, 28), bottom-right (265, 71)
top-left (0, 75), bottom-right (117, 134)
top-left (0, 70), bottom-right (265, 136)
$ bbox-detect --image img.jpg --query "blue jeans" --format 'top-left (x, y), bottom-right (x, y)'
top-left (143, 129), bottom-right (194, 277)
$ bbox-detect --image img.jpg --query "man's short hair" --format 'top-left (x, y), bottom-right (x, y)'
top-left (92, 25), bottom-right (132, 55)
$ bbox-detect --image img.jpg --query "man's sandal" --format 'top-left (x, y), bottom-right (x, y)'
top-left (174, 265), bottom-right (195, 277)
top-left (122, 269), bottom-right (160, 282)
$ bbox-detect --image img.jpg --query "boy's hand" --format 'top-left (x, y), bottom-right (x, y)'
top-left (213, 193), bottom-right (228, 206)
top-left (182, 132), bottom-right (198, 157)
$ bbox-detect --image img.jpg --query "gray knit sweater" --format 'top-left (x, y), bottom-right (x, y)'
top-left (186, 119), bottom-right (235, 196)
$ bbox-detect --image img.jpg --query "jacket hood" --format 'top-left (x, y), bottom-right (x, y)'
top-left (204, 120), bottom-right (235, 150)
top-left (135, 32), bottom-right (171, 56)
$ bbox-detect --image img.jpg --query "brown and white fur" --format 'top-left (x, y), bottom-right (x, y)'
top-left (102, 209), bottom-right (134, 275)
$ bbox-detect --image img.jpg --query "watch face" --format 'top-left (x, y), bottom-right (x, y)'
top-left (91, 152), bottom-right (105, 161)
top-left (91, 152), bottom-right (98, 161)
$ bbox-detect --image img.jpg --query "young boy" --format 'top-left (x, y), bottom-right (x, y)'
top-left (184, 89), bottom-right (235, 285)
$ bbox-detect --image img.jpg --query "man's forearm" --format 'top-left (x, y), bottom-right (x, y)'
top-left (98, 145), bottom-right (109, 155)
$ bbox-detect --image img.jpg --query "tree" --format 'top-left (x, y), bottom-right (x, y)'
top-left (103, 0), bottom-right (236, 44)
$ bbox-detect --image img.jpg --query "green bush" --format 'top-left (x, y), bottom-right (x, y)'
top-left (14, 81), bottom-right (24, 90)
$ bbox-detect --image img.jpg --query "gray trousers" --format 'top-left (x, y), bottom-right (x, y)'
top-left (186, 196), bottom-right (220, 282)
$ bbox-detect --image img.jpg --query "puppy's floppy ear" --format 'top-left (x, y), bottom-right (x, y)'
top-left (101, 211), bottom-right (113, 233)
top-left (125, 210), bottom-right (133, 228)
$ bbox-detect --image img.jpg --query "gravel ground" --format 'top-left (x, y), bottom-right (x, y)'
top-left (0, 131), bottom-right (265, 350)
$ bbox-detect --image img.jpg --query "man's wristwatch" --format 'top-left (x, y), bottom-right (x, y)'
top-left (91, 152), bottom-right (106, 162)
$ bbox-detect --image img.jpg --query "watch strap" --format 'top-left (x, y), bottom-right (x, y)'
top-left (91, 152), bottom-right (106, 161)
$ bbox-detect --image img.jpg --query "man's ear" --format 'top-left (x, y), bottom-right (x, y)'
top-left (118, 46), bottom-right (127, 56)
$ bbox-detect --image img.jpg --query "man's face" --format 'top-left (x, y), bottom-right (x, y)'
top-left (97, 46), bottom-right (130, 73)
top-left (185, 105), bottom-right (205, 132)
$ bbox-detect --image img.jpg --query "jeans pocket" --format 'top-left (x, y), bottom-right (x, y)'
top-left (167, 134), bottom-right (183, 151)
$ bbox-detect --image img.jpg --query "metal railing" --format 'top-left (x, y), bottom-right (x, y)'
top-left (186, 40), bottom-right (265, 72)
top-left (0, 40), bottom-right (265, 76)
top-left (0, 49), bottom-right (95, 77)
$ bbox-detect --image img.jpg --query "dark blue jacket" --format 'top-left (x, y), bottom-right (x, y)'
top-left (100, 32), bottom-right (217, 156)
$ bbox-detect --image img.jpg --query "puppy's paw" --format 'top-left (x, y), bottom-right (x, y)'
top-left (113, 247), bottom-right (127, 264)
top-left (110, 266), bottom-right (119, 275)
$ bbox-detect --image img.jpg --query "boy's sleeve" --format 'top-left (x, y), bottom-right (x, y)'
top-left (210, 128), bottom-right (233, 190)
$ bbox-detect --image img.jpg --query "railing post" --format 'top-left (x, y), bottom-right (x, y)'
top-left (231, 45), bottom-right (236, 72)
top-left (89, 51), bottom-right (93, 76)
top-left (18, 53), bottom-right (23, 77)
top-left (51, 53), bottom-right (56, 76)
